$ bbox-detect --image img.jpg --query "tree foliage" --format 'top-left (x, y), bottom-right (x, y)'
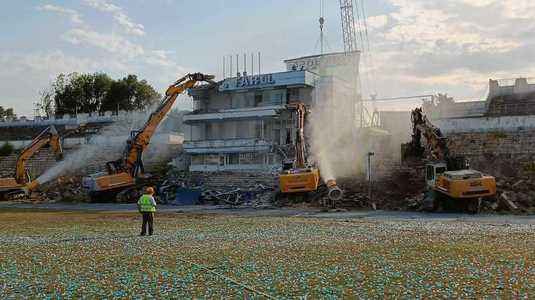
top-left (41, 72), bottom-right (161, 115)
top-left (0, 142), bottom-right (14, 156)
top-left (0, 106), bottom-right (16, 121)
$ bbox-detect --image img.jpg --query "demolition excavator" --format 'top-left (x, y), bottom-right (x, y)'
top-left (402, 107), bottom-right (496, 213)
top-left (278, 102), bottom-right (343, 202)
top-left (82, 73), bottom-right (215, 201)
top-left (0, 126), bottom-right (63, 200)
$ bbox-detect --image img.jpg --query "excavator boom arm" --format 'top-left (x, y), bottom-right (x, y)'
top-left (287, 103), bottom-right (307, 169)
top-left (124, 73), bottom-right (215, 172)
top-left (14, 126), bottom-right (63, 183)
top-left (406, 107), bottom-right (449, 161)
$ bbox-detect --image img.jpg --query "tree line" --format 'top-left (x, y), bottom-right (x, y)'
top-left (0, 106), bottom-right (17, 121)
top-left (40, 73), bottom-right (162, 117)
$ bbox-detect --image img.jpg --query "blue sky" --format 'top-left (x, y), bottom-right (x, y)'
top-left (1, 0), bottom-right (535, 116)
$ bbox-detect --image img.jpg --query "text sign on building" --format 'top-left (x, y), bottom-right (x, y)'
top-left (284, 52), bottom-right (360, 74)
top-left (219, 71), bottom-right (311, 92)
top-left (236, 74), bottom-right (276, 88)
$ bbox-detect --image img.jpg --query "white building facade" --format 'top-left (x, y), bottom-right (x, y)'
top-left (183, 52), bottom-right (359, 172)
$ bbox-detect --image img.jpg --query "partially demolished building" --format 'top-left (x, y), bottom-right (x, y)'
top-left (183, 52), bottom-right (359, 172)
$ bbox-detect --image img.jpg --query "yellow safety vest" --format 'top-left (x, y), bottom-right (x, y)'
top-left (139, 195), bottom-right (156, 212)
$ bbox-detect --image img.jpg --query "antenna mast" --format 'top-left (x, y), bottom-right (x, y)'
top-left (339, 0), bottom-right (358, 52)
top-left (319, 0), bottom-right (325, 54)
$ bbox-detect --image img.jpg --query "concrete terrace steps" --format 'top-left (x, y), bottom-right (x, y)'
top-left (191, 172), bottom-right (278, 191)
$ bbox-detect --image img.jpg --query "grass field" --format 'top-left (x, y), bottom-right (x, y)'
top-left (0, 209), bottom-right (533, 299)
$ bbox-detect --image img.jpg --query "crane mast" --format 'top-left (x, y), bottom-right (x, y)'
top-left (339, 0), bottom-right (358, 52)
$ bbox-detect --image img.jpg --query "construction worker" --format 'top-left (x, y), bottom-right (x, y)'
top-left (137, 187), bottom-right (156, 236)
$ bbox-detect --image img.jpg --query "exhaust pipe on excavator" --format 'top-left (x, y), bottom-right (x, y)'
top-left (326, 179), bottom-right (343, 202)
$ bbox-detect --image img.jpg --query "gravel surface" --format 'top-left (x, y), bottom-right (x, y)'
top-left (0, 209), bottom-right (534, 298)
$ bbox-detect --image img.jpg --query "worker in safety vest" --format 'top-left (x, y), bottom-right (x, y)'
top-left (137, 186), bottom-right (157, 236)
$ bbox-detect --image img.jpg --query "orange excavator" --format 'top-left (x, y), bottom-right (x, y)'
top-left (0, 126), bottom-right (63, 200)
top-left (82, 73), bottom-right (215, 201)
top-left (279, 103), bottom-right (320, 194)
top-left (278, 102), bottom-right (343, 202)
top-left (402, 107), bottom-right (496, 213)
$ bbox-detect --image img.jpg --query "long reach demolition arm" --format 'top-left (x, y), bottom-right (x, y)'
top-left (123, 73), bottom-right (215, 177)
top-left (16, 125), bottom-right (63, 184)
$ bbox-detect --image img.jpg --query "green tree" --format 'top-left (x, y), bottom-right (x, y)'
top-left (0, 142), bottom-right (14, 156)
top-left (0, 106), bottom-right (16, 121)
top-left (42, 72), bottom-right (159, 115)
top-left (101, 75), bottom-right (160, 112)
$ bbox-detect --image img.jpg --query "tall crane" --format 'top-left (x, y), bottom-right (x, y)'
top-left (339, 0), bottom-right (367, 128)
top-left (82, 73), bottom-right (215, 201)
top-left (0, 126), bottom-right (63, 199)
top-left (339, 0), bottom-right (358, 53)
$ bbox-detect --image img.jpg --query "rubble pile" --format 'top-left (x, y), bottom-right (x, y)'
top-left (494, 176), bottom-right (535, 214)
top-left (323, 166), bottom-right (426, 210)
top-left (153, 169), bottom-right (278, 208)
top-left (39, 176), bottom-right (89, 202)
top-left (200, 185), bottom-right (276, 208)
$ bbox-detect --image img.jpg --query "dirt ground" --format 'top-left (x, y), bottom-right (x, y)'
top-left (0, 208), bottom-right (534, 298)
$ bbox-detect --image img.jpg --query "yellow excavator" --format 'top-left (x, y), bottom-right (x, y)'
top-left (278, 102), bottom-right (343, 202)
top-left (279, 103), bottom-right (320, 194)
top-left (82, 73), bottom-right (215, 201)
top-left (0, 126), bottom-right (63, 200)
top-left (402, 107), bottom-right (496, 213)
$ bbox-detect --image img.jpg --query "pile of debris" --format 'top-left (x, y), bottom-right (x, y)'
top-left (200, 184), bottom-right (276, 208)
top-left (494, 176), bottom-right (535, 213)
top-left (323, 166), bottom-right (427, 211)
top-left (153, 168), bottom-right (278, 208)
top-left (39, 176), bottom-right (89, 202)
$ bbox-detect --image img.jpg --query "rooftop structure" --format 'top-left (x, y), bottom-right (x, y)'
top-left (183, 51), bottom-right (360, 172)
top-left (425, 78), bottom-right (535, 120)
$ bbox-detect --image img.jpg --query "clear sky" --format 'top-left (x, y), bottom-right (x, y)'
top-left (1, 0), bottom-right (534, 116)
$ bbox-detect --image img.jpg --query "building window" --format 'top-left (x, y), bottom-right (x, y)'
top-left (254, 94), bottom-right (263, 107)
top-left (205, 154), bottom-right (220, 165)
top-left (239, 153), bottom-right (254, 164)
top-left (228, 153), bottom-right (239, 165)
top-left (288, 88), bottom-right (299, 103)
top-left (255, 121), bottom-right (263, 139)
top-left (285, 128), bottom-right (292, 144)
top-left (191, 154), bottom-right (204, 165)
top-left (273, 129), bottom-right (280, 145)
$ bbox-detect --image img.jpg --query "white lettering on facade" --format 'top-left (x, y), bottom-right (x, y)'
top-left (235, 74), bottom-right (275, 88)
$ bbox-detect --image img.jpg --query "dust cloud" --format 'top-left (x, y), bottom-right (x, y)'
top-left (308, 54), bottom-right (373, 182)
top-left (37, 107), bottom-right (177, 185)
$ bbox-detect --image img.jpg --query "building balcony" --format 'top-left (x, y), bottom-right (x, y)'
top-left (183, 106), bottom-right (285, 124)
top-left (183, 138), bottom-right (272, 154)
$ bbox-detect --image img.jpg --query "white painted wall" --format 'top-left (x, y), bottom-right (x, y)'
top-left (434, 115), bottom-right (535, 133)
top-left (5, 134), bottom-right (183, 150)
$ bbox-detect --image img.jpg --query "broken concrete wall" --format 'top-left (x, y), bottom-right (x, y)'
top-left (447, 129), bottom-right (535, 178)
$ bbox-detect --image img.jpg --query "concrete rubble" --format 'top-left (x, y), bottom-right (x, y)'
top-left (7, 164), bottom-right (535, 215)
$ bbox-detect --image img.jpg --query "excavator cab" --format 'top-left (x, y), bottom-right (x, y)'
top-left (425, 162), bottom-right (447, 190)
